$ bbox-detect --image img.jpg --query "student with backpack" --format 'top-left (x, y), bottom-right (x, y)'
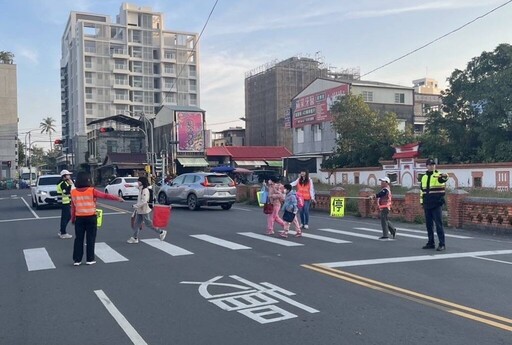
top-left (127, 176), bottom-right (167, 244)
top-left (279, 184), bottom-right (302, 238)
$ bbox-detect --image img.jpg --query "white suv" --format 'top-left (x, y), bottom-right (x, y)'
top-left (31, 175), bottom-right (62, 209)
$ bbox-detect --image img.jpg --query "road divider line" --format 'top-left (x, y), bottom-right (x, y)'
top-left (94, 290), bottom-right (148, 345)
top-left (97, 202), bottom-right (129, 213)
top-left (23, 248), bottom-right (55, 271)
top-left (471, 256), bottom-right (512, 265)
top-left (302, 264), bottom-right (512, 331)
top-left (20, 197), bottom-right (39, 218)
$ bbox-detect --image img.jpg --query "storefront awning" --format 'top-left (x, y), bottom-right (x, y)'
top-left (265, 160), bottom-right (283, 167)
top-left (235, 160), bottom-right (266, 166)
top-left (177, 157), bottom-right (209, 167)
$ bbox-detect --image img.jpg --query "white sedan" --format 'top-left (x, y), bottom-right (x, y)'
top-left (104, 177), bottom-right (139, 199)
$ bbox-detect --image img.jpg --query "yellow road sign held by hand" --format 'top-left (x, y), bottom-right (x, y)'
top-left (330, 197), bottom-right (345, 217)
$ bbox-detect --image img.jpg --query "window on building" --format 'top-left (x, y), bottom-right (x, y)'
top-left (114, 59), bottom-right (126, 70)
top-left (131, 30), bottom-right (142, 43)
top-left (189, 79), bottom-right (197, 91)
top-left (132, 91), bottom-right (143, 103)
top-left (132, 76), bottom-right (143, 88)
top-left (85, 87), bottom-right (93, 100)
top-left (164, 63), bottom-right (175, 74)
top-left (131, 61), bottom-right (143, 73)
top-left (106, 140), bottom-right (118, 153)
top-left (189, 94), bottom-right (197, 106)
top-left (354, 175), bottom-right (360, 184)
top-left (387, 173), bottom-right (398, 184)
top-left (297, 128), bottom-right (304, 143)
top-left (85, 103), bottom-right (93, 115)
top-left (85, 56), bottom-right (92, 68)
top-left (115, 90), bottom-right (127, 100)
top-left (131, 46), bottom-right (142, 58)
top-left (85, 72), bottom-right (93, 84)
top-left (395, 93), bottom-right (405, 104)
top-left (473, 177), bottom-right (482, 188)
top-left (362, 91), bottom-right (373, 102)
top-left (164, 49), bottom-right (176, 60)
top-left (84, 40), bottom-right (96, 53)
top-left (189, 65), bottom-right (196, 77)
top-left (114, 74), bottom-right (127, 85)
top-left (313, 124), bottom-right (322, 142)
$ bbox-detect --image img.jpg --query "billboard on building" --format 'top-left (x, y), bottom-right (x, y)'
top-left (292, 84), bottom-right (349, 128)
top-left (175, 111), bottom-right (204, 152)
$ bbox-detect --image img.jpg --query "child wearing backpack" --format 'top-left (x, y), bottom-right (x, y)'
top-left (279, 184), bottom-right (302, 238)
top-left (127, 176), bottom-right (167, 244)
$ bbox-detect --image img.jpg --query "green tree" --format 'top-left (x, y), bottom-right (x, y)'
top-left (325, 94), bottom-right (402, 168)
top-left (0, 51), bottom-right (14, 64)
top-left (18, 140), bottom-right (26, 167)
top-left (436, 43), bottom-right (512, 163)
top-left (39, 117), bottom-right (57, 151)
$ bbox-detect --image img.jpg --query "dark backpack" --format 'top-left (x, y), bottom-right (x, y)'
top-left (146, 187), bottom-right (154, 209)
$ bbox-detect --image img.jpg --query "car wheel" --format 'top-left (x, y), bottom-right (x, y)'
top-left (118, 190), bottom-right (124, 200)
top-left (31, 196), bottom-right (36, 208)
top-left (158, 192), bottom-right (168, 205)
top-left (187, 194), bottom-right (199, 210)
top-left (221, 204), bottom-right (232, 210)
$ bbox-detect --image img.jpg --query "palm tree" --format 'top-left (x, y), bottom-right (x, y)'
top-left (40, 117), bottom-right (57, 151)
top-left (0, 51), bottom-right (14, 64)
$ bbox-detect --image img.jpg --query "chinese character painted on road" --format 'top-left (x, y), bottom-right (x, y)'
top-left (181, 275), bottom-right (319, 324)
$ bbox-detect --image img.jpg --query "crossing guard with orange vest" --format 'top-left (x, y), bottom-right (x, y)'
top-left (370, 177), bottom-right (397, 240)
top-left (71, 171), bottom-right (123, 266)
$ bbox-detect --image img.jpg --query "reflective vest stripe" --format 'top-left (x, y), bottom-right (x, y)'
top-left (297, 182), bottom-right (311, 200)
top-left (378, 187), bottom-right (392, 209)
top-left (71, 188), bottom-right (96, 216)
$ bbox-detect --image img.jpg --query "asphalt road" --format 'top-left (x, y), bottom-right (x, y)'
top-left (1, 188), bottom-right (511, 345)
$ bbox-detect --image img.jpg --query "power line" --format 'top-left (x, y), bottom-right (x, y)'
top-left (362, 0), bottom-right (512, 78)
top-left (160, 0), bottom-right (219, 107)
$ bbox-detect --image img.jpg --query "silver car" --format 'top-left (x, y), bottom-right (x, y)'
top-left (31, 175), bottom-right (62, 209)
top-left (157, 172), bottom-right (236, 210)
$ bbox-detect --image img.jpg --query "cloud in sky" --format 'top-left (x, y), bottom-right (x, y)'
top-left (16, 47), bottom-right (39, 65)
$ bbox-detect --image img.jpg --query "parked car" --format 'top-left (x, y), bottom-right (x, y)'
top-left (104, 177), bottom-right (139, 199)
top-left (157, 172), bottom-right (236, 210)
top-left (31, 175), bottom-right (62, 209)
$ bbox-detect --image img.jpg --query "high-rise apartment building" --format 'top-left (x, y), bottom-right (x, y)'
top-left (0, 62), bottom-right (18, 179)
top-left (61, 3), bottom-right (200, 167)
top-left (245, 57), bottom-right (328, 149)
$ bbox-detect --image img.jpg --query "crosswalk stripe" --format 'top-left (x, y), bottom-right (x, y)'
top-left (317, 228), bottom-right (382, 240)
top-left (141, 238), bottom-right (194, 256)
top-left (288, 231), bottom-right (352, 243)
top-left (24, 248), bottom-right (56, 271)
top-left (396, 227), bottom-right (473, 239)
top-left (354, 227), bottom-right (426, 239)
top-left (238, 232), bottom-right (304, 246)
top-left (190, 234), bottom-right (251, 250)
top-left (95, 242), bottom-right (129, 263)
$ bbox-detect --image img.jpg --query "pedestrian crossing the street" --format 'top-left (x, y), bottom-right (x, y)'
top-left (21, 226), bottom-right (475, 271)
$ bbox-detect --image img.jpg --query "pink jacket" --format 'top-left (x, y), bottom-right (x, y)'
top-left (268, 183), bottom-right (285, 207)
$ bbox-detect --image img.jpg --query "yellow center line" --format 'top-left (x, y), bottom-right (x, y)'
top-left (97, 202), bottom-right (129, 213)
top-left (302, 264), bottom-right (512, 332)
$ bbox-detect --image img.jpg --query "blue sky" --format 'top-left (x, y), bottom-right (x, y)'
top-left (1, 0), bottom-right (511, 149)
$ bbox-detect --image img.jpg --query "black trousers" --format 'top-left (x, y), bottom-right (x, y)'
top-left (60, 203), bottom-right (71, 234)
top-left (73, 215), bottom-right (97, 263)
top-left (424, 205), bottom-right (445, 246)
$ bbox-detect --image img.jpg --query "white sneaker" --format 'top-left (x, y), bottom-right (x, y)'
top-left (73, 262), bottom-right (81, 266)
top-left (86, 261), bottom-right (96, 265)
top-left (127, 237), bottom-right (139, 244)
top-left (59, 233), bottom-right (73, 239)
top-left (159, 230), bottom-right (167, 241)
top-left (304, 225), bottom-right (309, 229)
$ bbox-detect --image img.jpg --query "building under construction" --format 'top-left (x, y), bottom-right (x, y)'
top-left (244, 56), bottom-right (359, 149)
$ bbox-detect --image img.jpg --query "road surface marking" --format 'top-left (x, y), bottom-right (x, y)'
top-left (24, 248), bottom-right (55, 271)
top-left (191, 234), bottom-right (251, 250)
top-left (141, 238), bottom-right (194, 256)
top-left (396, 227), bottom-right (473, 239)
top-left (355, 227), bottom-right (427, 239)
top-left (318, 249), bottom-right (512, 268)
top-left (0, 212), bottom-right (124, 223)
top-left (20, 197), bottom-right (39, 219)
top-left (232, 207), bottom-right (252, 211)
top-left (97, 202), bottom-right (129, 213)
top-left (238, 232), bottom-right (304, 246)
top-left (287, 231), bottom-right (352, 244)
top-left (317, 228), bottom-right (381, 240)
top-left (471, 256), bottom-right (512, 265)
top-left (303, 264), bottom-right (512, 332)
top-left (95, 242), bottom-right (129, 263)
top-left (94, 290), bottom-right (148, 345)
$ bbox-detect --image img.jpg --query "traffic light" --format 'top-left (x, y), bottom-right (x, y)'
top-left (99, 127), bottom-right (114, 133)
top-left (54, 139), bottom-right (63, 145)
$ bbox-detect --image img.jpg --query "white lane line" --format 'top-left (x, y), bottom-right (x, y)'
top-left (288, 231), bottom-right (352, 244)
top-left (319, 249), bottom-right (512, 268)
top-left (0, 212), bottom-right (125, 223)
top-left (94, 290), bottom-right (148, 345)
top-left (317, 228), bottom-right (381, 240)
top-left (232, 207), bottom-right (252, 212)
top-left (471, 256), bottom-right (512, 265)
top-left (355, 227), bottom-right (427, 239)
top-left (24, 248), bottom-right (56, 271)
top-left (190, 234), bottom-right (251, 250)
top-left (238, 232), bottom-right (304, 246)
top-left (141, 238), bottom-right (194, 256)
top-left (20, 197), bottom-right (39, 219)
top-left (95, 242), bottom-right (129, 263)
top-left (395, 227), bottom-right (473, 239)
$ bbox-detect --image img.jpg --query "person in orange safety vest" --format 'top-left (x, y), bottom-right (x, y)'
top-left (370, 177), bottom-right (397, 240)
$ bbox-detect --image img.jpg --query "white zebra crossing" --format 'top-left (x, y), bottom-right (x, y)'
top-left (238, 232), bottom-right (304, 246)
top-left (24, 248), bottom-right (55, 271)
top-left (190, 234), bottom-right (252, 250)
top-left (317, 228), bottom-right (383, 240)
top-left (95, 242), bottom-right (129, 263)
top-left (141, 238), bottom-right (194, 256)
